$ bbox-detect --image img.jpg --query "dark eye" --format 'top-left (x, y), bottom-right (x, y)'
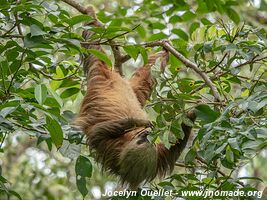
top-left (140, 130), bottom-right (149, 137)
top-left (137, 130), bottom-right (150, 145)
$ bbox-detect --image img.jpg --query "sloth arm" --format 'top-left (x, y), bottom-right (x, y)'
top-left (129, 67), bottom-right (155, 108)
top-left (129, 51), bottom-right (168, 107)
top-left (156, 123), bottom-right (193, 176)
top-left (87, 118), bottom-right (152, 149)
top-left (157, 111), bottom-right (196, 176)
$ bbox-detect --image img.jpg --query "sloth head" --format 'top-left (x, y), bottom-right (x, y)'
top-left (86, 121), bottom-right (158, 188)
top-left (119, 128), bottom-right (158, 189)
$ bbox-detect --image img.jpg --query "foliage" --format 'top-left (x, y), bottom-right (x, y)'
top-left (0, 0), bottom-right (267, 199)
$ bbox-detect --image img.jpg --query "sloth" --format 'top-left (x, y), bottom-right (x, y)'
top-left (76, 12), bottom-right (195, 189)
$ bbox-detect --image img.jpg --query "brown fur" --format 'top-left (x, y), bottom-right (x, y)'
top-left (76, 16), bottom-right (195, 189)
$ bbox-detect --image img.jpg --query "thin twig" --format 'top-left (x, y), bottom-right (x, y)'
top-left (0, 62), bottom-right (7, 95)
top-left (233, 54), bottom-right (259, 69)
top-left (37, 67), bottom-right (80, 81)
top-left (7, 51), bottom-right (26, 94)
top-left (0, 34), bottom-right (24, 38)
top-left (190, 55), bottom-right (267, 95)
top-left (109, 24), bottom-right (140, 42)
top-left (0, 133), bottom-right (7, 148)
top-left (175, 163), bottom-right (195, 168)
top-left (206, 53), bottom-right (228, 73)
top-left (237, 74), bottom-right (267, 83)
top-left (2, 24), bottom-right (17, 36)
top-left (14, 11), bottom-right (23, 36)
top-left (12, 121), bottom-right (87, 145)
top-left (249, 72), bottom-right (265, 95)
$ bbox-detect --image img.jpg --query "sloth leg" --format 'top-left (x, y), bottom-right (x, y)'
top-left (81, 28), bottom-right (111, 82)
top-left (129, 67), bottom-right (155, 107)
top-left (129, 51), bottom-right (168, 107)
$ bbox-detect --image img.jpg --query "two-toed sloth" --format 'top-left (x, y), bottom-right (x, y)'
top-left (76, 12), bottom-right (196, 189)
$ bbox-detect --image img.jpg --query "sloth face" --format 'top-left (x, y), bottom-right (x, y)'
top-left (119, 129), bottom-right (157, 188)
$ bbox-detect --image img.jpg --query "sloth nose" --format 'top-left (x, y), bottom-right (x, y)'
top-left (136, 130), bottom-right (149, 145)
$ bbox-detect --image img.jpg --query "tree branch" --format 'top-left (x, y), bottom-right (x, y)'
top-left (60, 0), bottom-right (88, 14)
top-left (144, 40), bottom-right (221, 102)
top-left (206, 53), bottom-right (228, 73)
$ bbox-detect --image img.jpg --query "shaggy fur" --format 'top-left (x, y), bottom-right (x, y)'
top-left (76, 22), bottom-right (195, 189)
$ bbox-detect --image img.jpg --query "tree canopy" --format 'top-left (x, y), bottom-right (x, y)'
top-left (0, 0), bottom-right (267, 199)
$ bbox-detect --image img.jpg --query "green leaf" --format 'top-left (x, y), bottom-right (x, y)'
top-left (75, 155), bottom-right (92, 178)
top-left (60, 87), bottom-right (80, 99)
top-left (201, 18), bottom-right (213, 25)
top-left (0, 107), bottom-right (17, 118)
top-left (169, 54), bottom-right (182, 73)
top-left (238, 176), bottom-right (263, 182)
top-left (139, 47), bottom-right (148, 64)
top-left (136, 25), bottom-right (146, 38)
top-left (242, 140), bottom-right (262, 150)
top-left (9, 190), bottom-right (22, 200)
top-left (34, 84), bottom-right (47, 105)
top-left (123, 45), bottom-right (140, 60)
top-left (181, 11), bottom-right (196, 21)
top-left (148, 32), bottom-right (167, 41)
top-left (214, 0), bottom-right (225, 13)
top-left (30, 24), bottom-right (46, 36)
top-left (5, 48), bottom-right (20, 61)
top-left (47, 87), bottom-right (63, 107)
top-left (59, 140), bottom-right (81, 159)
top-left (46, 116), bottom-right (63, 148)
top-left (46, 138), bottom-right (53, 151)
top-left (170, 120), bottom-right (183, 139)
top-left (172, 29), bottom-right (189, 41)
top-left (226, 8), bottom-right (240, 24)
top-left (76, 176), bottom-right (88, 197)
top-left (75, 155), bottom-right (92, 197)
top-left (226, 145), bottom-right (234, 163)
top-left (169, 15), bottom-right (183, 23)
top-left (189, 22), bottom-right (200, 35)
top-left (204, 0), bottom-right (215, 11)
top-left (162, 131), bottom-right (171, 149)
top-left (178, 79), bottom-right (195, 93)
top-left (202, 177), bottom-right (215, 184)
top-left (97, 11), bottom-right (110, 23)
top-left (24, 34), bottom-right (49, 48)
top-left (44, 97), bottom-right (61, 108)
top-left (185, 149), bottom-right (196, 164)
top-left (65, 15), bottom-right (92, 26)
top-left (151, 22), bottom-right (166, 30)
top-left (87, 49), bottom-right (112, 67)
top-left (196, 105), bottom-right (220, 123)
